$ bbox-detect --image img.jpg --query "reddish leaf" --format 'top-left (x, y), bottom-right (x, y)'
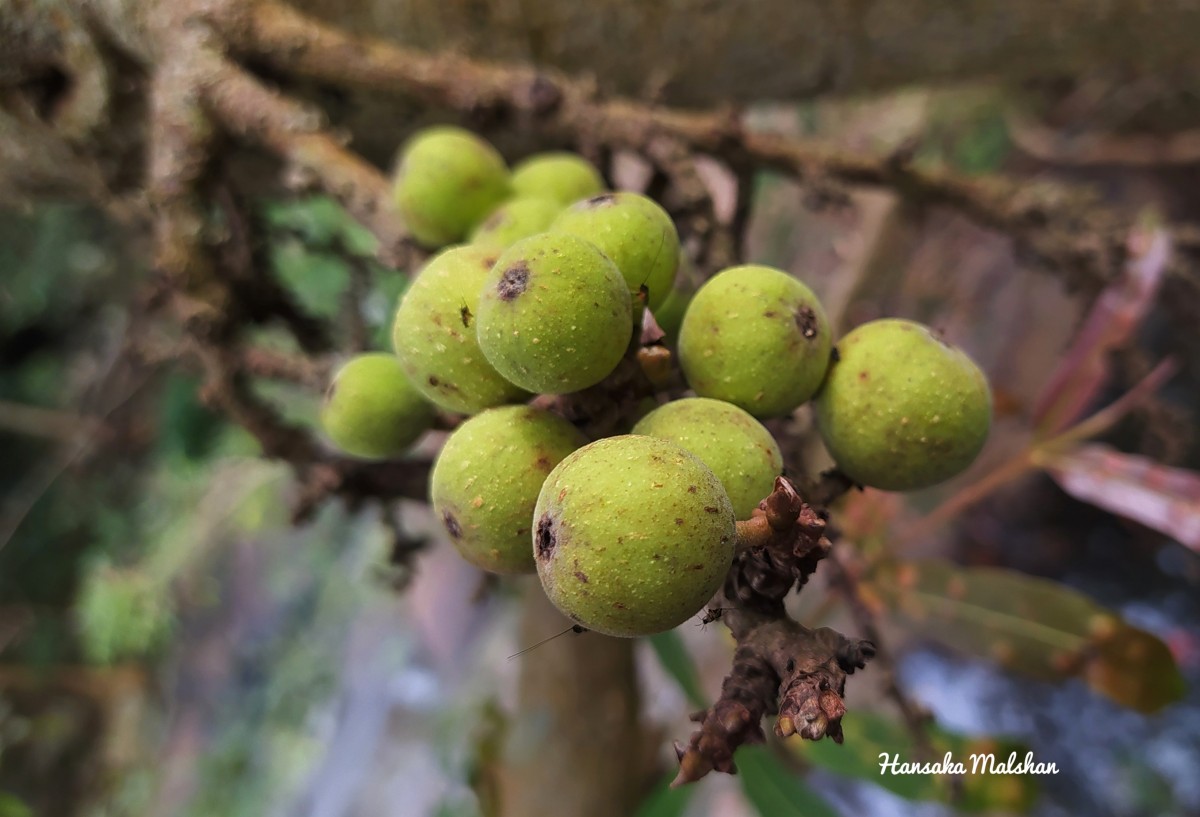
top-left (876, 560), bottom-right (1186, 712)
top-left (1043, 443), bottom-right (1200, 550)
top-left (1032, 228), bottom-right (1170, 437)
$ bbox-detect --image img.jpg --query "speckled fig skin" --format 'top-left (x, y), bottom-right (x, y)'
top-left (393, 126), bottom-right (512, 248)
top-left (476, 232), bottom-right (632, 394)
top-left (678, 265), bottom-right (832, 418)
top-left (392, 245), bottom-right (528, 414)
top-left (814, 318), bottom-right (992, 491)
top-left (469, 196), bottom-right (562, 250)
top-left (319, 353), bottom-right (434, 459)
top-left (511, 152), bottom-right (606, 206)
top-left (534, 435), bottom-right (736, 637)
top-left (431, 406), bottom-right (587, 574)
top-left (633, 397), bottom-right (783, 519)
top-left (551, 192), bottom-right (679, 311)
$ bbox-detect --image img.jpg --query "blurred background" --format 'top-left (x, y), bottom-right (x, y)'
top-left (3, 13), bottom-right (1200, 817)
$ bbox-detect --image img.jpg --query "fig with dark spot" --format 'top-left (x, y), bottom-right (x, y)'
top-left (510, 152), bottom-right (606, 206)
top-left (814, 318), bottom-right (992, 491)
top-left (392, 126), bottom-right (512, 248)
top-left (534, 435), bottom-right (735, 637)
top-left (392, 245), bottom-right (528, 413)
top-left (551, 191), bottom-right (679, 311)
top-left (431, 405), bottom-right (586, 574)
top-left (678, 264), bottom-right (831, 417)
top-left (477, 232), bottom-right (632, 394)
top-left (319, 353), bottom-right (434, 459)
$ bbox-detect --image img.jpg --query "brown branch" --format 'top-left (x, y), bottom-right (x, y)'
top-left (207, 0), bottom-right (1198, 308)
top-left (673, 478), bottom-right (875, 785)
top-left (198, 52), bottom-right (419, 269)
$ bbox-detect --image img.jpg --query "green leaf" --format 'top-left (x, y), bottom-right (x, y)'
top-left (648, 630), bottom-right (708, 708)
top-left (634, 771), bottom-right (694, 817)
top-left (0, 793), bottom-right (33, 817)
top-left (794, 711), bottom-right (1038, 812)
top-left (875, 559), bottom-right (1185, 712)
top-left (736, 745), bottom-right (840, 817)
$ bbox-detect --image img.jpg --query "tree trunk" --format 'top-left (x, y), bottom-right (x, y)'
top-left (498, 585), bottom-right (647, 817)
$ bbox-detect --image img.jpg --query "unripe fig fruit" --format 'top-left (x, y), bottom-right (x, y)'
top-left (392, 245), bottom-right (528, 414)
top-left (320, 353), bottom-right (434, 459)
top-left (632, 397), bottom-right (783, 519)
top-left (678, 265), bottom-right (832, 418)
top-left (511, 152), bottom-right (606, 206)
top-left (534, 435), bottom-right (736, 637)
top-left (477, 232), bottom-right (632, 394)
top-left (814, 318), bottom-right (992, 491)
top-left (431, 406), bottom-right (586, 574)
top-left (551, 192), bottom-right (679, 311)
top-left (393, 126), bottom-right (512, 248)
top-left (469, 196), bottom-right (562, 250)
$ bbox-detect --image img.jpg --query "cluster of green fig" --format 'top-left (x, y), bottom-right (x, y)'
top-left (317, 125), bottom-right (993, 638)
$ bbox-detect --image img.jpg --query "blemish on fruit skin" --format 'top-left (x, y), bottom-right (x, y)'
top-left (443, 510), bottom-right (463, 539)
top-left (689, 564), bottom-right (705, 571)
top-left (794, 306), bottom-right (819, 339)
top-left (535, 514), bottom-right (556, 559)
top-left (582, 193), bottom-right (617, 208)
top-left (675, 518), bottom-right (685, 526)
top-left (687, 485), bottom-right (697, 493)
top-left (497, 262), bottom-right (531, 300)
top-left (574, 570), bottom-right (589, 583)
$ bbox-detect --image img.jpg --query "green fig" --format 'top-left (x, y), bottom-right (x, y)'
top-left (551, 192), bottom-right (679, 311)
top-left (476, 232), bottom-right (632, 394)
top-left (393, 126), bottom-right (512, 248)
top-left (678, 264), bottom-right (832, 418)
top-left (511, 152), bottom-right (606, 206)
top-left (632, 397), bottom-right (783, 519)
top-left (320, 353), bottom-right (434, 458)
top-left (534, 435), bottom-right (736, 637)
top-left (392, 245), bottom-right (528, 414)
top-left (814, 318), bottom-right (992, 491)
top-left (469, 196), bottom-right (562, 250)
top-left (431, 406), bottom-right (586, 574)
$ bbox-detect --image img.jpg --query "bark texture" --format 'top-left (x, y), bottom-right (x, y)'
top-left (291, 0), bottom-right (1200, 106)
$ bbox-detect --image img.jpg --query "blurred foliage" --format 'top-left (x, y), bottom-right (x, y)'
top-left (648, 631), bottom-right (708, 709)
top-left (736, 745), bottom-right (839, 817)
top-left (264, 196), bottom-right (409, 350)
top-left (874, 559), bottom-right (1186, 712)
top-left (632, 771), bottom-right (693, 817)
top-left (0, 793), bottom-right (32, 817)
